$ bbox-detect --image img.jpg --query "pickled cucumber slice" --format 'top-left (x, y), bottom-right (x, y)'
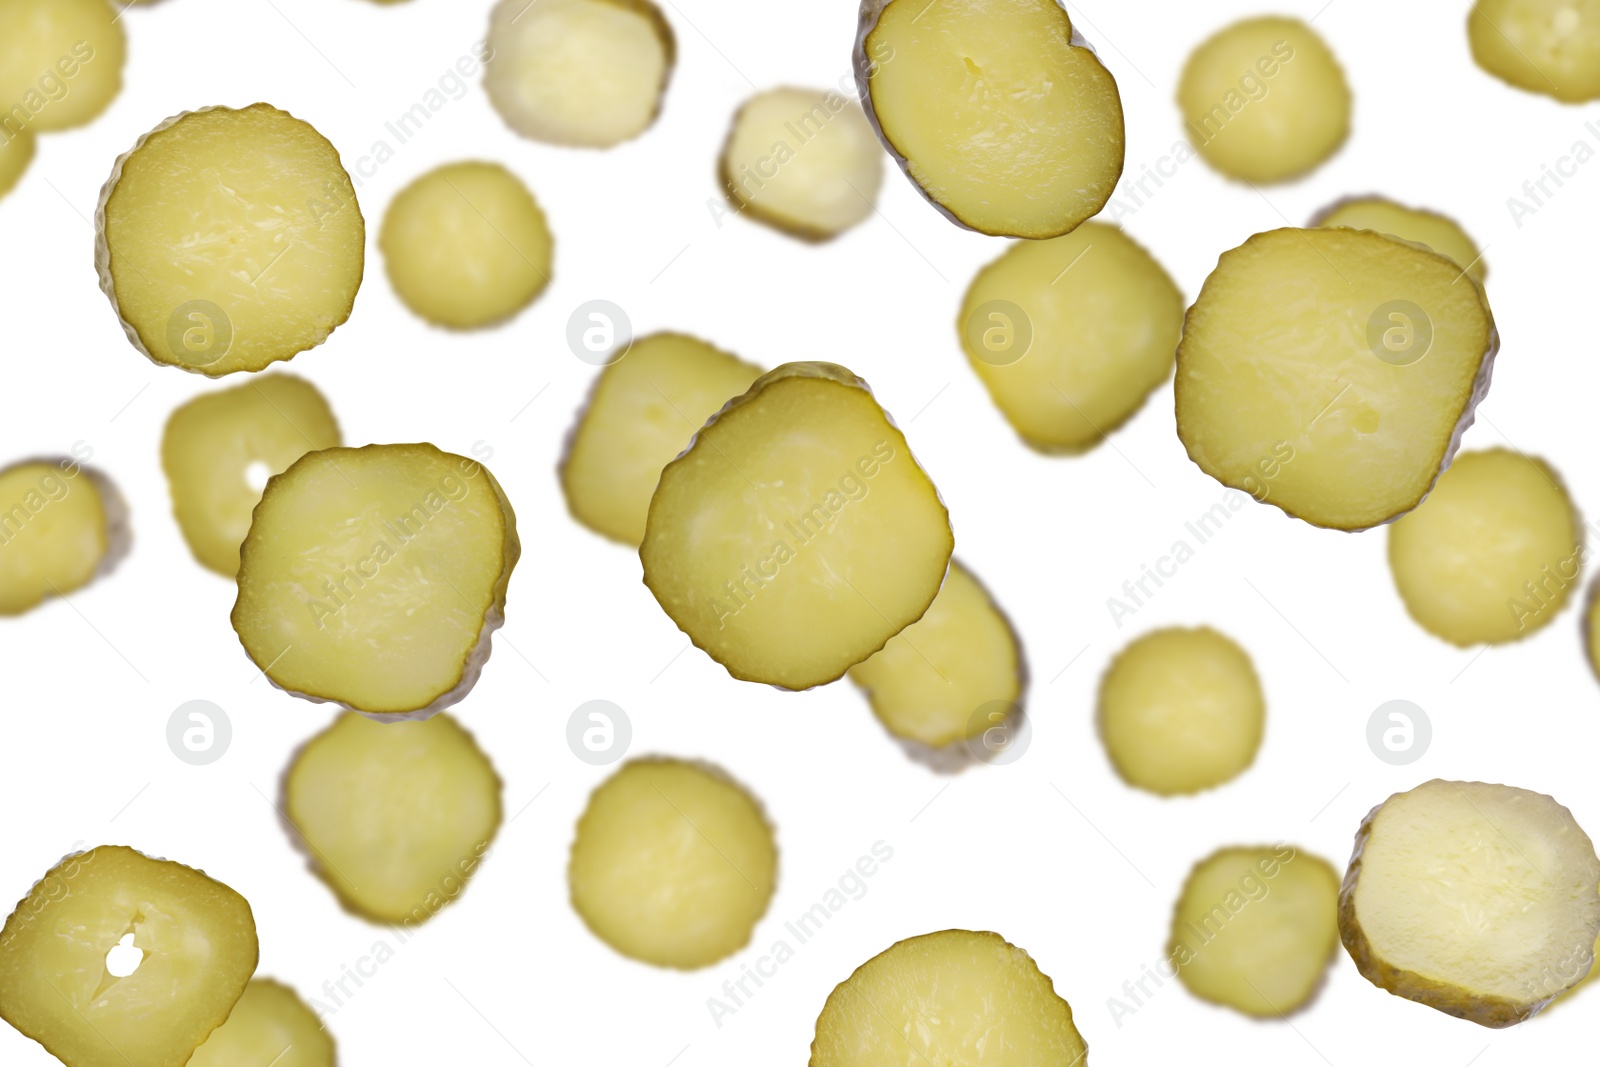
top-left (1312, 196), bottom-right (1487, 284)
top-left (0, 0), bottom-right (125, 133)
top-left (1388, 449), bottom-right (1580, 646)
top-left (719, 87), bottom-right (884, 240)
top-left (810, 929), bottom-right (1087, 1066)
top-left (187, 979), bottom-right (333, 1067)
top-left (379, 161), bottom-right (553, 330)
top-left (0, 130), bottom-right (33, 202)
top-left (1548, 925), bottom-right (1600, 1007)
top-left (561, 332), bottom-right (761, 546)
top-left (0, 457), bottom-right (128, 616)
top-left (231, 443), bottom-right (519, 719)
top-left (1470, 0), bottom-right (1600, 102)
top-left (856, 0), bottom-right (1124, 238)
top-left (96, 104), bottom-right (365, 376)
top-left (847, 560), bottom-right (1024, 763)
top-left (484, 0), bottom-right (675, 148)
top-left (569, 758), bottom-right (776, 969)
top-left (162, 373), bottom-right (341, 577)
top-left (284, 712), bottom-right (501, 925)
top-left (1169, 845), bottom-right (1339, 1017)
top-left (959, 222), bottom-right (1184, 454)
top-left (640, 363), bottom-right (953, 690)
top-left (0, 845), bottom-right (258, 1067)
top-left (1176, 227), bottom-right (1498, 530)
top-left (1340, 779), bottom-right (1600, 1027)
top-left (1097, 627), bottom-right (1264, 796)
top-left (1178, 17), bottom-right (1350, 183)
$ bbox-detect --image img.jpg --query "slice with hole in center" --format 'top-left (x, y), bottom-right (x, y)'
top-left (1312, 196), bottom-right (1487, 284)
top-left (1169, 845), bottom-right (1339, 1017)
top-left (284, 712), bottom-right (502, 925)
top-left (561, 332), bottom-right (762, 546)
top-left (856, 0), bottom-right (1124, 238)
top-left (1176, 227), bottom-right (1497, 531)
top-left (0, 845), bottom-right (258, 1067)
top-left (0, 457), bottom-right (129, 616)
top-left (641, 362), bottom-right (953, 690)
top-left (569, 758), bottom-right (776, 969)
top-left (231, 443), bottom-right (519, 719)
top-left (484, 0), bottom-right (675, 148)
top-left (847, 560), bottom-right (1024, 766)
top-left (1339, 779), bottom-right (1600, 1026)
top-left (187, 979), bottom-right (334, 1067)
top-left (162, 373), bottom-right (341, 577)
top-left (810, 929), bottom-right (1087, 1066)
top-left (96, 103), bottom-right (365, 376)
top-left (719, 86), bottom-right (884, 240)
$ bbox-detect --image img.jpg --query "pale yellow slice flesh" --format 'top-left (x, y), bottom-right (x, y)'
top-left (960, 222), bottom-right (1184, 453)
top-left (641, 363), bottom-right (954, 690)
top-left (231, 443), bottom-right (520, 718)
top-left (0, 845), bottom-right (259, 1067)
top-left (162, 373), bottom-right (341, 577)
top-left (187, 979), bottom-right (334, 1067)
top-left (1176, 227), bottom-right (1497, 531)
top-left (1313, 196), bottom-right (1487, 284)
top-left (0, 459), bottom-right (125, 616)
top-left (1178, 17), bottom-right (1350, 183)
top-left (97, 103), bottom-right (365, 376)
top-left (1470, 0), bottom-right (1600, 102)
top-left (1388, 449), bottom-right (1580, 646)
top-left (0, 0), bottom-right (125, 133)
top-left (285, 712), bottom-right (502, 925)
top-left (1098, 627), bottom-right (1264, 796)
top-left (484, 0), bottom-right (675, 148)
top-left (1547, 925), bottom-right (1600, 1007)
top-left (0, 130), bottom-right (34, 201)
top-left (721, 87), bottom-right (884, 240)
top-left (859, 0), bottom-right (1124, 238)
top-left (380, 161), bottom-right (553, 329)
top-left (569, 758), bottom-right (776, 969)
top-left (561, 332), bottom-right (761, 545)
top-left (1340, 779), bottom-right (1600, 1027)
top-left (810, 929), bottom-right (1087, 1066)
top-left (1170, 845), bottom-right (1339, 1016)
top-left (848, 560), bottom-right (1022, 751)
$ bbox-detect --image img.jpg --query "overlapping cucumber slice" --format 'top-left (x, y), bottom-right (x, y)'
top-left (232, 443), bottom-right (519, 718)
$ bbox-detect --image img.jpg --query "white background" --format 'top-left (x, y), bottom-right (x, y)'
top-left (1, 0), bottom-right (1598, 1063)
